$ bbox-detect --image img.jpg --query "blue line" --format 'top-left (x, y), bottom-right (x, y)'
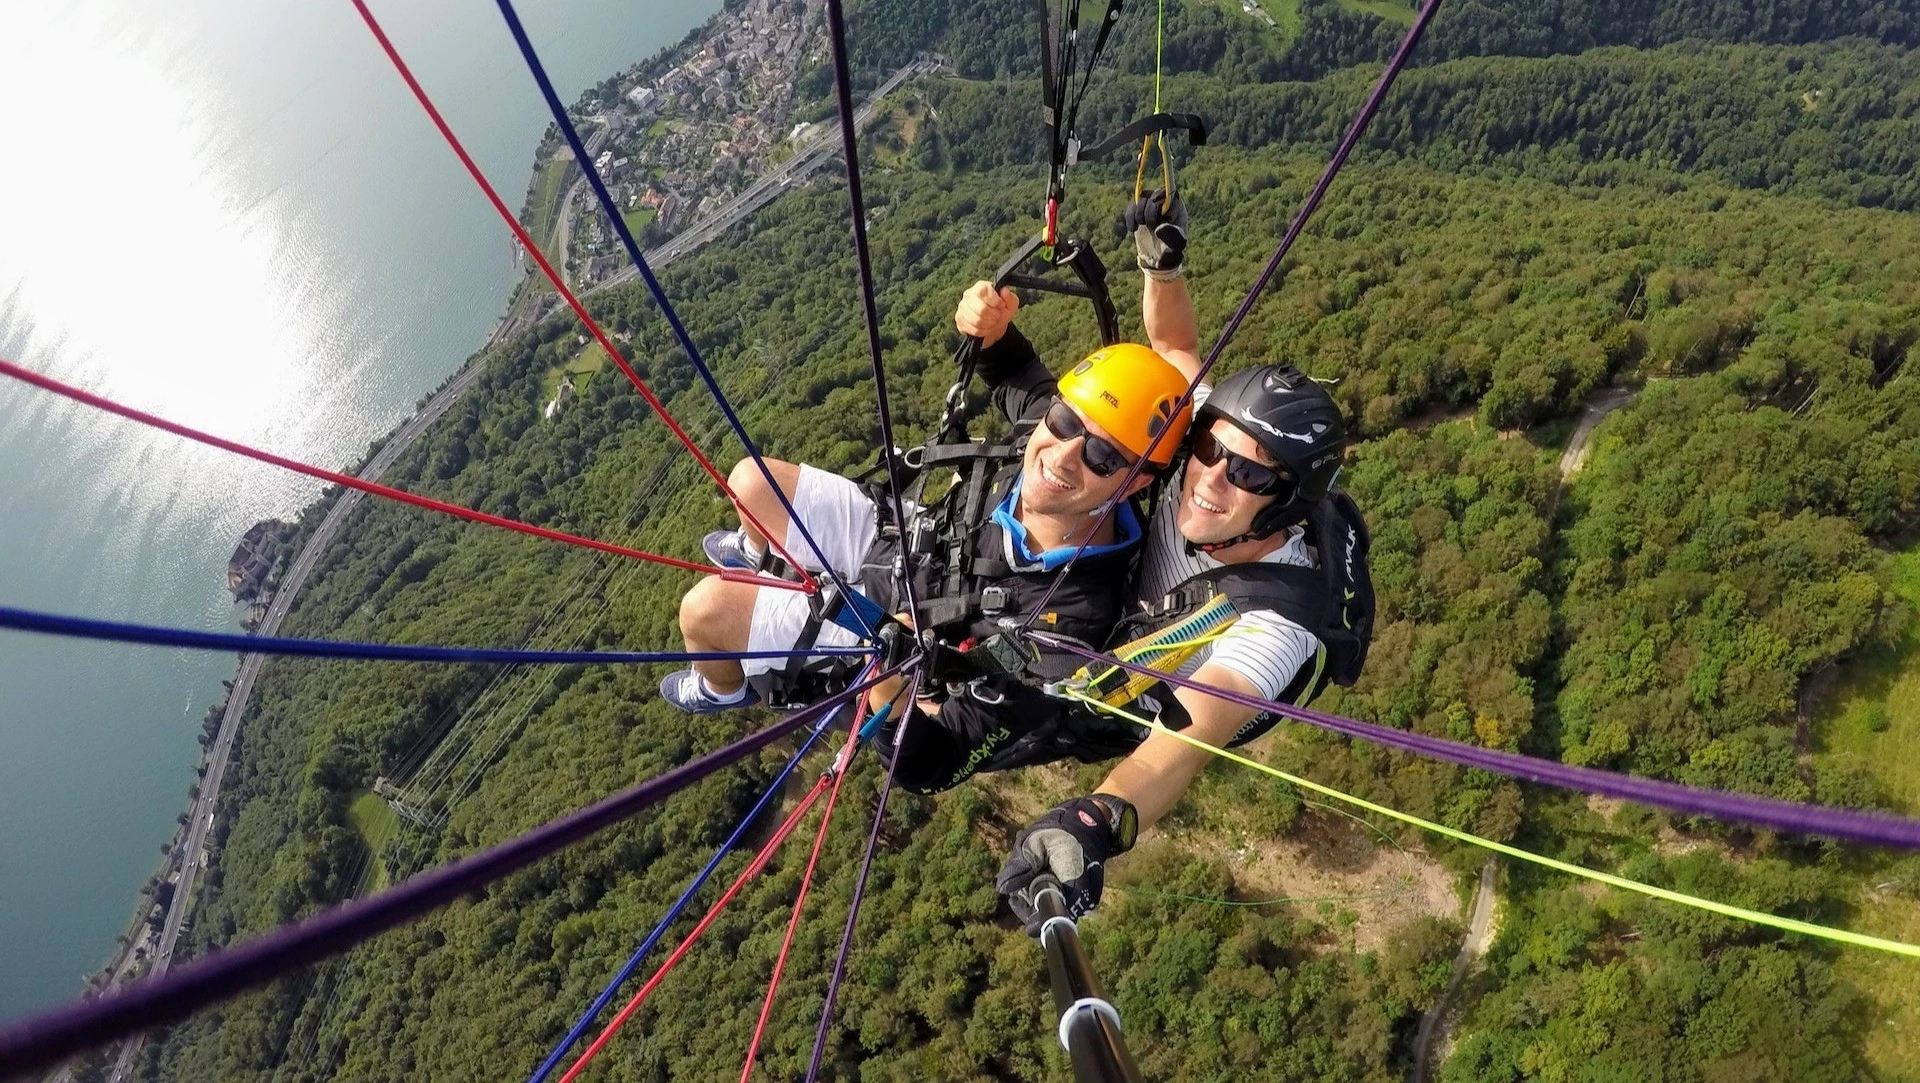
top-left (526, 679), bottom-right (861, 1083)
top-left (491, 0), bottom-right (878, 640)
top-left (0, 606), bottom-right (873, 665)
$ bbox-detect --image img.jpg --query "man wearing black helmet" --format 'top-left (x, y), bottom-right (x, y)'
top-left (992, 193), bottom-right (1375, 931)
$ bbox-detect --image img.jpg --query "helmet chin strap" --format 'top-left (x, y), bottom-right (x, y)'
top-left (1184, 501), bottom-right (1300, 556)
top-left (1185, 526), bottom-right (1274, 556)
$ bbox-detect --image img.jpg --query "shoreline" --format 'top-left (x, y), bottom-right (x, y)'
top-left (76, 40), bottom-right (932, 1080)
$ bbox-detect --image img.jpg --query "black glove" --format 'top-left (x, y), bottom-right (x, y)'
top-left (1122, 189), bottom-right (1188, 280)
top-left (996, 795), bottom-right (1138, 935)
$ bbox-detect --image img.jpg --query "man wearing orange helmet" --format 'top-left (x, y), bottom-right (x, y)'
top-left (661, 309), bottom-right (1192, 740)
top-left (985, 192), bottom-right (1376, 934)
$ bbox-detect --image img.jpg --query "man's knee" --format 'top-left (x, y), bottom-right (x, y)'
top-left (727, 458), bottom-right (767, 500)
top-left (728, 457), bottom-right (799, 506)
top-left (679, 577), bottom-right (739, 642)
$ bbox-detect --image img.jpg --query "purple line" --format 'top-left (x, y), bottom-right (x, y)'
top-left (819, 0), bottom-right (925, 635)
top-left (1033, 633), bottom-right (1920, 851)
top-left (0, 666), bottom-right (909, 1079)
top-left (803, 659), bottom-right (923, 1081)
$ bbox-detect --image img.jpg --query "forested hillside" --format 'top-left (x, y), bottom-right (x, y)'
top-left (128, 0), bottom-right (1920, 1079)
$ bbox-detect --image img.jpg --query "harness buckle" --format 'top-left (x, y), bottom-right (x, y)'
top-left (979, 585), bottom-right (1010, 615)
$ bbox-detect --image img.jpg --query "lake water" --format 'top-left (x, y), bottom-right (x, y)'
top-left (0, 0), bottom-right (719, 1018)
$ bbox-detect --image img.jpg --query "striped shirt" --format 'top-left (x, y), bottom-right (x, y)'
top-left (1132, 463), bottom-right (1325, 705)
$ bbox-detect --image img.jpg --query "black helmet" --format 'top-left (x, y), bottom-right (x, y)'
top-left (1192, 365), bottom-right (1348, 542)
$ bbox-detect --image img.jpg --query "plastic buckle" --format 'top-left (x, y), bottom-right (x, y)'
top-left (980, 585), bottom-right (1010, 615)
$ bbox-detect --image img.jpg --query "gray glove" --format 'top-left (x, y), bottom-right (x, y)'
top-left (1123, 189), bottom-right (1188, 280)
top-left (995, 795), bottom-right (1137, 935)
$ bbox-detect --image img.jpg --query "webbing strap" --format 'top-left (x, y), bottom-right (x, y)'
top-left (1082, 593), bottom-right (1240, 705)
top-left (1062, 0), bottom-right (1127, 165)
top-left (1082, 111), bottom-right (1209, 160)
top-left (1041, 0), bottom-right (1129, 228)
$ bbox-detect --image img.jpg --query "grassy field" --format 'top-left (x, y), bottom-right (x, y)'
top-left (522, 155), bottom-right (575, 250)
top-left (1816, 548), bottom-right (1920, 810)
top-left (621, 204), bottom-right (657, 239)
top-left (1812, 545), bottom-right (1920, 1078)
top-left (1261, 0), bottom-right (1302, 37)
top-left (540, 343), bottom-right (611, 406)
top-left (1338, 0), bottom-right (1416, 24)
top-left (346, 791), bottom-right (400, 893)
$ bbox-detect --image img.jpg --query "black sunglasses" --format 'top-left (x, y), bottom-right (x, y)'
top-left (1189, 429), bottom-right (1296, 498)
top-left (1043, 398), bottom-right (1141, 479)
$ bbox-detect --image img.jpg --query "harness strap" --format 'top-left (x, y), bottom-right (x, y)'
top-left (1080, 111), bottom-right (1209, 160)
top-left (1061, 0), bottom-right (1127, 168)
top-left (1039, 0), bottom-right (1129, 240)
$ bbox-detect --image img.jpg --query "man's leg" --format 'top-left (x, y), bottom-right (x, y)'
top-left (679, 576), bottom-right (762, 696)
top-left (727, 458), bottom-right (803, 557)
top-left (670, 462), bottom-right (879, 713)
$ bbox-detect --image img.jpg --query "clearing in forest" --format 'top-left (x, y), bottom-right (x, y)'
top-left (1813, 545), bottom-right (1920, 1078)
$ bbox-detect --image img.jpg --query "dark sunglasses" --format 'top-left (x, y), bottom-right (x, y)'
top-left (1189, 429), bottom-right (1296, 498)
top-left (1043, 398), bottom-right (1141, 478)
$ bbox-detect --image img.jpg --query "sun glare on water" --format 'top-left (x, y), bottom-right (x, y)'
top-left (0, 3), bottom-right (367, 535)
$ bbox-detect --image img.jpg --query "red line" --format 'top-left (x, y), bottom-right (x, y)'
top-left (738, 741), bottom-right (853, 1081)
top-left (557, 776), bottom-right (833, 1083)
top-left (347, 0), bottom-right (817, 592)
top-left (0, 358), bottom-right (803, 592)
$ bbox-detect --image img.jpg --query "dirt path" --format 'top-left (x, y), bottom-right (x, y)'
top-left (1558, 387), bottom-right (1638, 479)
top-left (1401, 385), bottom-right (1642, 1082)
top-left (1411, 858), bottom-right (1498, 1082)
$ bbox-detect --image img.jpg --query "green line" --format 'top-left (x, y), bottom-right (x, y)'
top-left (1064, 690), bottom-right (1920, 959)
top-left (1153, 0), bottom-right (1164, 114)
top-left (1300, 797), bottom-right (1406, 853)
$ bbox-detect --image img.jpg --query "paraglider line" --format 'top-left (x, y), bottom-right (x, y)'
top-left (556, 771), bottom-right (838, 1083)
top-left (738, 711), bottom-right (861, 1082)
top-left (488, 0), bottom-right (872, 626)
top-left (526, 671), bottom-right (871, 1083)
top-left (1034, 633), bottom-right (1920, 852)
top-left (803, 656), bottom-right (924, 1081)
top-left (0, 605), bottom-right (872, 666)
top-left (813, 0), bottom-right (925, 632)
top-left (1020, 0), bottom-right (1446, 626)
top-left (0, 358), bottom-right (798, 590)
top-left (1064, 689), bottom-right (1920, 960)
top-left (0, 664), bottom-right (911, 1080)
top-left (347, 0), bottom-right (820, 594)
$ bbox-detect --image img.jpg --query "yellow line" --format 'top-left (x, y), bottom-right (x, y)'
top-left (1064, 691), bottom-right (1920, 959)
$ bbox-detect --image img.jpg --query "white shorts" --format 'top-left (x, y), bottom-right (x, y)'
top-left (743, 465), bottom-right (879, 679)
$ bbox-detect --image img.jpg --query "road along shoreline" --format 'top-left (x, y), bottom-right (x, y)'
top-left (74, 57), bottom-right (936, 1081)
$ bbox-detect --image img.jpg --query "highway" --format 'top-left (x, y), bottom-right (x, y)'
top-left (92, 354), bottom-right (494, 1083)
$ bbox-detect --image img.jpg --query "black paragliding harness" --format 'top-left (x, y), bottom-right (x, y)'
top-left (754, 0), bottom-right (1209, 709)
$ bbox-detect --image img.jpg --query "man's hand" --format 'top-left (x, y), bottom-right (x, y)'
top-left (1123, 189), bottom-right (1188, 280)
top-left (955, 280), bottom-right (1019, 348)
top-left (995, 795), bottom-right (1136, 935)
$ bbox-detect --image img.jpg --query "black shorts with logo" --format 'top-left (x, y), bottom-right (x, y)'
top-left (874, 682), bottom-right (1145, 795)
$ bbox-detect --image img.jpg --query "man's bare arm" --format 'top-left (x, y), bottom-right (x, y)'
top-left (1143, 275), bottom-right (1201, 383)
top-left (1090, 663), bottom-right (1262, 828)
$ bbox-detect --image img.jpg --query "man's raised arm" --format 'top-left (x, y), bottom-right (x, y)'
top-left (1127, 191), bottom-right (1201, 382)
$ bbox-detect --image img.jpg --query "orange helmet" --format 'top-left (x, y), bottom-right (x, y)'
top-left (1056, 342), bottom-right (1194, 467)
